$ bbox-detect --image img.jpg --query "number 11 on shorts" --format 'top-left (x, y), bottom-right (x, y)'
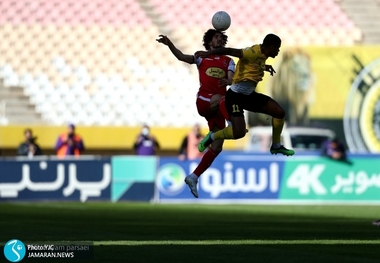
top-left (232, 104), bottom-right (240, 113)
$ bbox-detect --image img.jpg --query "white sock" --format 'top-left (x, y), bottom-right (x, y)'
top-left (227, 121), bottom-right (232, 126)
top-left (189, 173), bottom-right (198, 181)
top-left (272, 142), bottom-right (281, 148)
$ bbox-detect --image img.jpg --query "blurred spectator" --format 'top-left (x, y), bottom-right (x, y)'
top-left (266, 48), bottom-right (315, 126)
top-left (133, 125), bottom-right (160, 156)
top-left (178, 124), bottom-right (204, 160)
top-left (17, 128), bottom-right (42, 158)
top-left (321, 137), bottom-right (352, 164)
top-left (55, 124), bottom-right (85, 157)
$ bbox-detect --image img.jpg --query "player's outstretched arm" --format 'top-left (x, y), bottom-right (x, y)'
top-left (156, 35), bottom-right (194, 64)
top-left (195, 48), bottom-right (243, 59)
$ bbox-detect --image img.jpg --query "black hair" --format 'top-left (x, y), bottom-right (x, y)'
top-left (202, 29), bottom-right (228, 50)
top-left (263, 34), bottom-right (281, 47)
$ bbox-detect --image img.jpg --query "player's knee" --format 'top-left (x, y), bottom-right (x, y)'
top-left (274, 107), bottom-right (285, 119)
top-left (210, 94), bottom-right (224, 110)
top-left (233, 129), bottom-right (246, 139)
top-left (210, 140), bottom-right (223, 153)
top-left (211, 144), bottom-right (222, 153)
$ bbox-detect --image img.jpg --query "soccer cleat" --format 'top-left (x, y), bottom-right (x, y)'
top-left (184, 176), bottom-right (198, 198)
top-left (270, 145), bottom-right (295, 156)
top-left (198, 131), bottom-right (213, 152)
top-left (372, 220), bottom-right (380, 227)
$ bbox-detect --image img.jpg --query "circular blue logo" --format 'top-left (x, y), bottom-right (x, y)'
top-left (3, 239), bottom-right (26, 262)
top-left (156, 164), bottom-right (186, 195)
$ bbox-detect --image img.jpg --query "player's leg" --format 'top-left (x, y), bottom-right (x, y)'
top-left (209, 94), bottom-right (224, 112)
top-left (185, 96), bottom-right (225, 198)
top-left (194, 111), bottom-right (225, 172)
top-left (198, 89), bottom-right (247, 152)
top-left (185, 138), bottom-right (224, 198)
top-left (218, 97), bottom-right (230, 122)
top-left (258, 96), bottom-right (295, 156)
top-left (209, 94), bottom-right (230, 122)
top-left (192, 139), bottom-right (223, 176)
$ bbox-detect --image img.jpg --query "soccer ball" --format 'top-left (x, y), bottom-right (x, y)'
top-left (211, 11), bottom-right (231, 31)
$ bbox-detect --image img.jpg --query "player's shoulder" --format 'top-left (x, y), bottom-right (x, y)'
top-left (247, 44), bottom-right (260, 52)
top-left (243, 44), bottom-right (258, 50)
top-left (221, 54), bottom-right (233, 60)
top-left (241, 45), bottom-right (260, 58)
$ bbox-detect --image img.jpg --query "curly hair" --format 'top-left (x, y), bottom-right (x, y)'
top-left (202, 29), bottom-right (228, 50)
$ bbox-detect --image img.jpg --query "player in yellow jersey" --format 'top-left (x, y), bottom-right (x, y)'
top-left (195, 34), bottom-right (295, 156)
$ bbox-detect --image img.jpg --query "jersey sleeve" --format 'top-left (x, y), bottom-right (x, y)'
top-left (228, 59), bottom-right (236, 72)
top-left (242, 47), bottom-right (258, 61)
top-left (195, 55), bottom-right (202, 67)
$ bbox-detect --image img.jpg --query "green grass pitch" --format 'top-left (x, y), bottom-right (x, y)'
top-left (1, 202), bottom-right (380, 263)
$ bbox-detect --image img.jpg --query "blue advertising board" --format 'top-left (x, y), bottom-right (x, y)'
top-left (157, 154), bottom-right (287, 201)
top-left (0, 157), bottom-right (111, 202)
top-left (2, 153), bottom-right (379, 203)
top-left (111, 156), bottom-right (157, 202)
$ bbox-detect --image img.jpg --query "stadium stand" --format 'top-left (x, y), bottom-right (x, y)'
top-left (0, 0), bottom-right (366, 128)
top-left (150, 0), bottom-right (362, 46)
top-left (339, 0), bottom-right (380, 44)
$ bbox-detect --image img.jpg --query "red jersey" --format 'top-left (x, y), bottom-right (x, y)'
top-left (195, 54), bottom-right (235, 96)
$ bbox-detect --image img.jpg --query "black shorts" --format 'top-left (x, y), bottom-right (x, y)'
top-left (225, 88), bottom-right (271, 117)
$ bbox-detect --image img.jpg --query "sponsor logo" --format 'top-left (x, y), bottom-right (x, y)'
top-left (196, 162), bottom-right (280, 198)
top-left (344, 57), bottom-right (380, 152)
top-left (205, 67), bottom-right (226, 78)
top-left (156, 164), bottom-right (186, 195)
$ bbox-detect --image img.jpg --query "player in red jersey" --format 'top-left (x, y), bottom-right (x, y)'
top-left (157, 29), bottom-right (235, 198)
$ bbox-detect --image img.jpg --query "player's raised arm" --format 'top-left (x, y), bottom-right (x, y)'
top-left (156, 35), bottom-right (194, 64)
top-left (195, 47), bottom-right (243, 59)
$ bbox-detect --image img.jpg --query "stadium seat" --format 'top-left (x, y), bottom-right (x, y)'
top-left (0, 0), bottom-right (365, 127)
